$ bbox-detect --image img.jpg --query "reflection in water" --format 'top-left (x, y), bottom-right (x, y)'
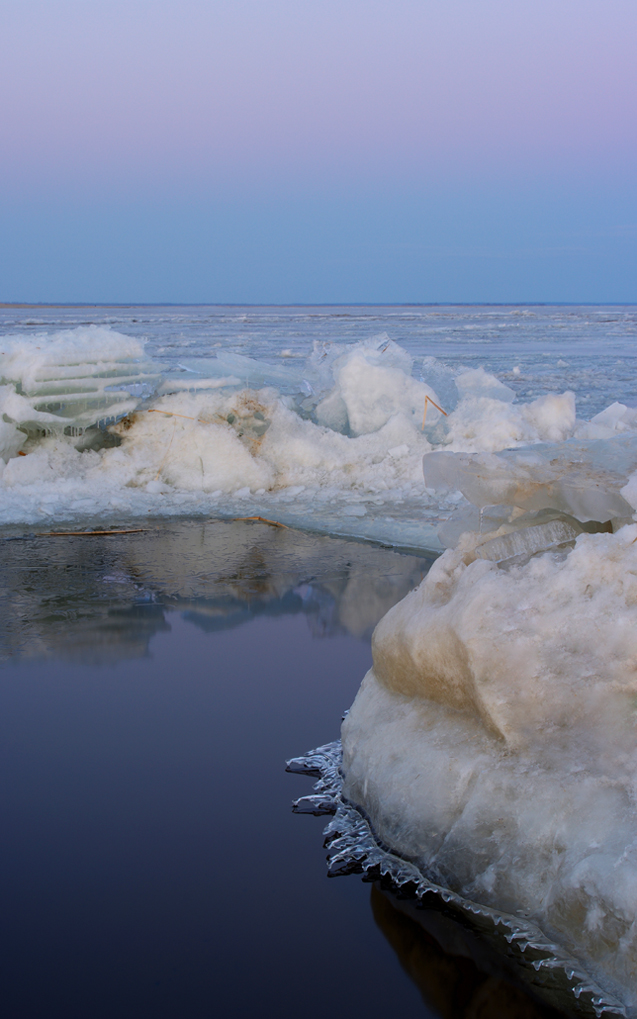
top-left (0, 518), bottom-right (575, 1017)
top-left (0, 520), bottom-right (432, 662)
top-left (372, 887), bottom-right (564, 1019)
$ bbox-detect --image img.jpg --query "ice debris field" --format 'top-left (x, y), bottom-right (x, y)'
top-left (3, 323), bottom-right (637, 550)
top-left (6, 321), bottom-right (637, 1010)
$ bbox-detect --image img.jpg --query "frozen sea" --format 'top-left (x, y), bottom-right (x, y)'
top-left (1, 305), bottom-right (636, 1017)
top-left (1, 303), bottom-right (636, 551)
top-left (3, 303), bottom-right (636, 415)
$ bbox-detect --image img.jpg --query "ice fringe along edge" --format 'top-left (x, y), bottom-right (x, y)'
top-left (286, 740), bottom-right (627, 1019)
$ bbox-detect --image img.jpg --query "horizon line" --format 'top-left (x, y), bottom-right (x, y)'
top-left (2, 301), bottom-right (637, 309)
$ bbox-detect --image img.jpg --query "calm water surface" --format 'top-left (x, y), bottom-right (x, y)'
top-left (0, 521), bottom-right (563, 1018)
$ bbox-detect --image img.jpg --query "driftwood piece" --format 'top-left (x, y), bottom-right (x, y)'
top-left (39, 528), bottom-right (149, 537)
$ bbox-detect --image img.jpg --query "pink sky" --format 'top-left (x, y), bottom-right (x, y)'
top-left (0, 0), bottom-right (635, 302)
top-left (2, 0), bottom-right (635, 193)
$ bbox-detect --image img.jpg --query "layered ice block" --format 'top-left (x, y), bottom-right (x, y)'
top-left (424, 435), bottom-right (637, 562)
top-left (0, 327), bottom-right (162, 447)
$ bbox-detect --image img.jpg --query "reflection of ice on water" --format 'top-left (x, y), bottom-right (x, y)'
top-left (0, 520), bottom-right (431, 663)
top-left (287, 742), bottom-right (625, 1019)
top-left (372, 886), bottom-right (563, 1019)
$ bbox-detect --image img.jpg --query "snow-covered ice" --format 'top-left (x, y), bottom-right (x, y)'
top-left (341, 523), bottom-right (637, 1009)
top-left (3, 323), bottom-right (633, 554)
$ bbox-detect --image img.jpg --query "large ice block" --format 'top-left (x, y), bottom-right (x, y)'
top-left (424, 435), bottom-right (637, 526)
top-left (313, 334), bottom-right (443, 437)
top-left (341, 524), bottom-right (637, 1013)
top-left (0, 327), bottom-right (163, 435)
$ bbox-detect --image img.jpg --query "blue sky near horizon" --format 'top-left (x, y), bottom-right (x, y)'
top-left (1, 0), bottom-right (635, 304)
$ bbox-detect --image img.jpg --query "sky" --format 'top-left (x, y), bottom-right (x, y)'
top-left (0, 0), bottom-right (635, 303)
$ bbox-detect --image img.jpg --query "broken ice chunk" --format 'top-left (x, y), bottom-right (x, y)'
top-left (576, 400), bottom-right (637, 440)
top-left (315, 388), bottom-right (349, 432)
top-left (455, 367), bottom-right (516, 404)
top-left (474, 517), bottom-right (583, 563)
top-left (0, 327), bottom-right (164, 434)
top-left (178, 352), bottom-right (315, 396)
top-left (621, 471), bottom-right (637, 512)
top-left (313, 340), bottom-right (442, 437)
top-left (437, 503), bottom-right (515, 550)
top-left (0, 414), bottom-right (25, 461)
top-left (424, 435), bottom-right (637, 524)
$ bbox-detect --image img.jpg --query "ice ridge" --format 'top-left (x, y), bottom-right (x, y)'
top-left (2, 326), bottom-right (637, 553)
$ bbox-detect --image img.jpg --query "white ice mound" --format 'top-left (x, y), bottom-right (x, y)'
top-left (0, 326), bottom-right (162, 438)
top-left (314, 335), bottom-right (444, 437)
top-left (341, 526), bottom-right (637, 1010)
top-left (442, 389), bottom-right (577, 452)
top-left (105, 384), bottom-right (431, 496)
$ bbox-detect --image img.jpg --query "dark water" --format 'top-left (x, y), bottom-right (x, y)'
top-left (0, 521), bottom-right (563, 1018)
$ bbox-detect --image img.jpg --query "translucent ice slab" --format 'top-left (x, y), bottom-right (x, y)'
top-left (176, 351), bottom-right (316, 397)
top-left (424, 435), bottom-right (637, 562)
top-left (0, 327), bottom-right (163, 436)
top-left (424, 436), bottom-right (637, 522)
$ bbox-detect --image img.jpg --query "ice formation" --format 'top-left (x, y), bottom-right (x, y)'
top-left (0, 327), bottom-right (162, 457)
top-left (2, 324), bottom-right (637, 557)
top-left (426, 438), bottom-right (637, 528)
top-left (341, 515), bottom-right (637, 1011)
top-left (0, 326), bottom-right (627, 546)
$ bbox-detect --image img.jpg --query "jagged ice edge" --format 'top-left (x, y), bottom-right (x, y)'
top-left (286, 740), bottom-right (627, 1019)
